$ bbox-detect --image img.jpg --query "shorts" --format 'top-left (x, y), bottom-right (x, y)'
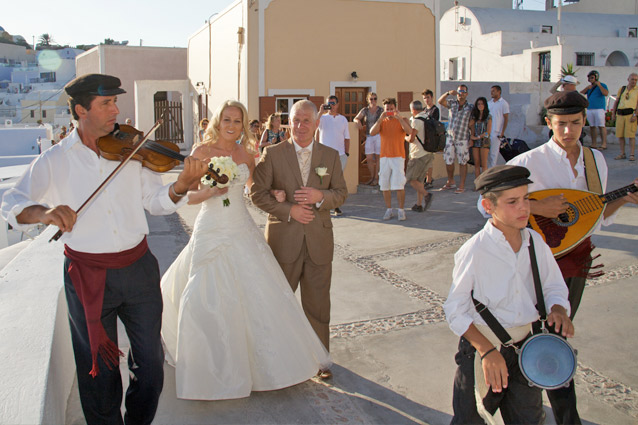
top-left (471, 136), bottom-right (490, 149)
top-left (615, 114), bottom-right (638, 138)
top-left (406, 153), bottom-right (434, 182)
top-left (378, 157), bottom-right (406, 191)
top-left (586, 109), bottom-right (605, 127)
top-left (443, 138), bottom-right (470, 165)
top-left (364, 134), bottom-right (381, 155)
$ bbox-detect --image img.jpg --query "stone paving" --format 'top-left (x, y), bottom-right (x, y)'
top-left (66, 147), bottom-right (638, 424)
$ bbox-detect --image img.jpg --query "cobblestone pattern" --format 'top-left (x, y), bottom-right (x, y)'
top-left (337, 245), bottom-right (449, 307)
top-left (586, 264), bottom-right (638, 287)
top-left (331, 309), bottom-right (446, 339)
top-left (577, 362), bottom-right (638, 419)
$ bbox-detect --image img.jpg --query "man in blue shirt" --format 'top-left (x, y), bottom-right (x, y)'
top-left (580, 70), bottom-right (609, 149)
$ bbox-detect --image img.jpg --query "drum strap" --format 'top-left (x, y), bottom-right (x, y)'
top-left (472, 233), bottom-right (546, 345)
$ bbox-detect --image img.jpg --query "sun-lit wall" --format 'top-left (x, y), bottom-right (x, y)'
top-left (76, 46), bottom-right (187, 123)
top-left (263, 0), bottom-right (436, 105)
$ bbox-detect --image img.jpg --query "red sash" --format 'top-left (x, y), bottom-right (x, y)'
top-left (64, 238), bottom-right (149, 377)
top-left (556, 236), bottom-right (603, 279)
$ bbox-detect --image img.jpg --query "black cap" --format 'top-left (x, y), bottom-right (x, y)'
top-left (544, 91), bottom-right (588, 115)
top-left (475, 165), bottom-right (533, 195)
top-left (64, 74), bottom-right (126, 98)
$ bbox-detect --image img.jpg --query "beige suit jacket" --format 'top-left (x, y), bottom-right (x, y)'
top-left (251, 139), bottom-right (348, 265)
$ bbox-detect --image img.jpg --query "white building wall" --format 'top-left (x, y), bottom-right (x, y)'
top-left (188, 0), bottom-right (245, 117)
top-left (555, 0), bottom-right (638, 14)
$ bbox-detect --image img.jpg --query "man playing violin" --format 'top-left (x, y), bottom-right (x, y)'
top-left (1, 74), bottom-right (207, 425)
top-left (507, 91), bottom-right (638, 425)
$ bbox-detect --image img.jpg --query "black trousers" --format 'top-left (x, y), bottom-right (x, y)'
top-left (543, 274), bottom-right (586, 425)
top-left (450, 337), bottom-right (544, 425)
top-left (64, 249), bottom-right (164, 425)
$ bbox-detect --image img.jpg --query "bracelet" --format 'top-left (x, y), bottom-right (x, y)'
top-left (480, 347), bottom-right (498, 360)
top-left (170, 183), bottom-right (187, 198)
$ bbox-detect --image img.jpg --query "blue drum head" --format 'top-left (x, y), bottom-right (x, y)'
top-left (519, 333), bottom-right (577, 390)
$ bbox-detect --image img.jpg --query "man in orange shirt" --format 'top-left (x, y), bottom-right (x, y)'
top-left (370, 97), bottom-right (414, 221)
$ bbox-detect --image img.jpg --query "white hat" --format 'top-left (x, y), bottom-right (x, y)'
top-left (560, 75), bottom-right (579, 85)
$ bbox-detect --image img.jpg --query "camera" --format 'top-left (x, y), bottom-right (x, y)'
top-left (386, 111), bottom-right (395, 116)
top-left (323, 104), bottom-right (332, 110)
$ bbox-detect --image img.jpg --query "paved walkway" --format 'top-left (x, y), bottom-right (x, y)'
top-left (66, 148), bottom-right (638, 425)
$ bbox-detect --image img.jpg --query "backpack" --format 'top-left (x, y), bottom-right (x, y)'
top-left (414, 116), bottom-right (447, 152)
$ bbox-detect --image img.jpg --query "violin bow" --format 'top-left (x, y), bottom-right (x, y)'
top-left (49, 120), bottom-right (163, 242)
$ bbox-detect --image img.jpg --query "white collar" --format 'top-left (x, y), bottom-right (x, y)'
top-left (292, 139), bottom-right (314, 153)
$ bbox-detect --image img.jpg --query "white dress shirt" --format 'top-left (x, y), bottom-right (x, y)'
top-left (1, 128), bottom-right (187, 253)
top-left (507, 138), bottom-right (617, 227)
top-left (444, 221), bottom-right (570, 337)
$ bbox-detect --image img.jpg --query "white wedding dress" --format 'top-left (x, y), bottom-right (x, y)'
top-left (161, 163), bottom-right (331, 400)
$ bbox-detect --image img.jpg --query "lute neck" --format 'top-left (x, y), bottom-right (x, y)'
top-left (602, 184), bottom-right (638, 204)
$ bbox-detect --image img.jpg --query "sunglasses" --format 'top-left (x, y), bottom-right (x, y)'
top-left (369, 97), bottom-right (377, 100)
top-left (328, 101), bottom-right (336, 105)
top-left (458, 90), bottom-right (468, 94)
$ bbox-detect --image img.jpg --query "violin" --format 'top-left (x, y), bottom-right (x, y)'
top-left (49, 121), bottom-right (227, 242)
top-left (98, 124), bottom-right (228, 184)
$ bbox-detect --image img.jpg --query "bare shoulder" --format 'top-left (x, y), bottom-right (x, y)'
top-left (191, 144), bottom-right (213, 160)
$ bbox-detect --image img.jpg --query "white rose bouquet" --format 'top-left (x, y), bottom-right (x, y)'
top-left (201, 156), bottom-right (240, 206)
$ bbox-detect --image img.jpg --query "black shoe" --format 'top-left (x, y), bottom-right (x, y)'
top-left (423, 193), bottom-right (434, 212)
top-left (424, 181), bottom-right (433, 189)
top-left (411, 204), bottom-right (423, 212)
top-left (334, 207), bottom-right (343, 216)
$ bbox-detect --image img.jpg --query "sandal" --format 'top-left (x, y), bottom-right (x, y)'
top-left (630, 155), bottom-right (636, 162)
top-left (454, 188), bottom-right (466, 194)
top-left (600, 146), bottom-right (607, 150)
top-left (440, 183), bottom-right (456, 191)
top-left (615, 154), bottom-right (626, 160)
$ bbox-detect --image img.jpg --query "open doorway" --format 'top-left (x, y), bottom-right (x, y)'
top-left (154, 91), bottom-right (184, 147)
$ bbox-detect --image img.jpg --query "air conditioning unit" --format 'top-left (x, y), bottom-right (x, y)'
top-left (4, 119), bottom-right (12, 127)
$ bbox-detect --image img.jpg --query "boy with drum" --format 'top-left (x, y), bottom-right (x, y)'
top-left (444, 165), bottom-right (574, 425)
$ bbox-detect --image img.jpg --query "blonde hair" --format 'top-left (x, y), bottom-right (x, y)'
top-left (202, 100), bottom-right (257, 154)
top-left (264, 112), bottom-right (282, 131)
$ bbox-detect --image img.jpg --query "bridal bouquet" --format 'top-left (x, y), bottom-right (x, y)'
top-left (201, 156), bottom-right (240, 206)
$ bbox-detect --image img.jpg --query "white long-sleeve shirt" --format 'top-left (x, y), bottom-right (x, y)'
top-left (444, 221), bottom-right (570, 337)
top-left (1, 128), bottom-right (187, 253)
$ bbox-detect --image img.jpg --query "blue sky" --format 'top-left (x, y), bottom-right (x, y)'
top-left (5, 0), bottom-right (545, 49)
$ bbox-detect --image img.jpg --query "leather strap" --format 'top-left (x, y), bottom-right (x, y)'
top-left (582, 146), bottom-right (602, 194)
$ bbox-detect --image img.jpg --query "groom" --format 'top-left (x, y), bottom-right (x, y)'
top-left (251, 100), bottom-right (348, 378)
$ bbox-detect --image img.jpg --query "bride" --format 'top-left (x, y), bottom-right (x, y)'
top-left (161, 100), bottom-right (331, 400)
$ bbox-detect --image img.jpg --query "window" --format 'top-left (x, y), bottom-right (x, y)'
top-left (576, 52), bottom-right (595, 66)
top-left (541, 25), bottom-right (553, 34)
top-left (275, 97), bottom-right (306, 124)
top-left (40, 72), bottom-right (56, 83)
top-left (42, 110), bottom-right (46, 118)
top-left (30, 110), bottom-right (35, 118)
top-left (629, 27), bottom-right (637, 38)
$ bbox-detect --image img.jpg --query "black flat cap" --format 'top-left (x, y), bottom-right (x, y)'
top-left (65, 74), bottom-right (126, 98)
top-left (544, 91), bottom-right (588, 115)
top-left (475, 165), bottom-right (533, 195)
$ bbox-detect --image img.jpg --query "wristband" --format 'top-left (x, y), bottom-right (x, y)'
top-left (480, 347), bottom-right (498, 360)
top-left (170, 183), bottom-right (187, 198)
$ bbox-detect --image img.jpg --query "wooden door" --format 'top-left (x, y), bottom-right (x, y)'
top-left (335, 87), bottom-right (368, 184)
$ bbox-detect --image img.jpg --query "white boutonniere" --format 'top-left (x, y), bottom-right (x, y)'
top-left (315, 167), bottom-right (329, 184)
